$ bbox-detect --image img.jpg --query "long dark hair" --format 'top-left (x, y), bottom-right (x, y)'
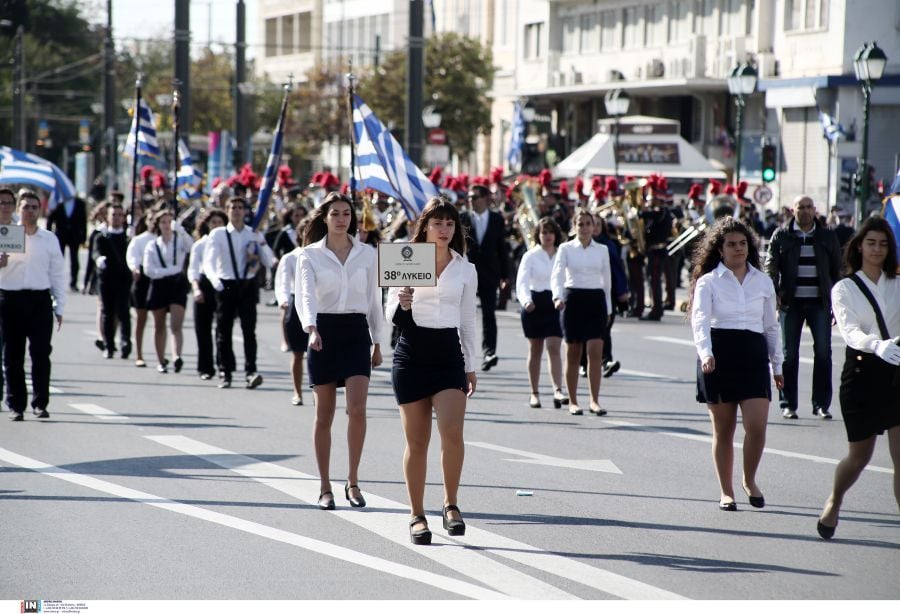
top-left (531, 217), bottom-right (563, 247)
top-left (195, 208), bottom-right (228, 239)
top-left (688, 217), bottom-right (762, 311)
top-left (412, 196), bottom-right (466, 254)
top-left (303, 191), bottom-right (357, 246)
top-left (843, 216), bottom-right (898, 278)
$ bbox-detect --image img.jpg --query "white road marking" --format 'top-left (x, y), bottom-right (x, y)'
top-left (602, 419), bottom-right (891, 474)
top-left (618, 368), bottom-right (685, 381)
top-left (68, 403), bottom-right (128, 421)
top-left (148, 435), bottom-right (684, 600)
top-left (0, 446), bottom-right (506, 600)
top-left (468, 441), bottom-right (622, 474)
top-left (646, 335), bottom-right (814, 364)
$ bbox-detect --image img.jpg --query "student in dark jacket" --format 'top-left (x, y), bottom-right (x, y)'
top-left (93, 203), bottom-right (133, 359)
top-left (765, 195), bottom-right (842, 420)
top-left (47, 196), bottom-right (87, 290)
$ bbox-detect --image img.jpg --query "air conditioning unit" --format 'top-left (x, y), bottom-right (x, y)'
top-left (608, 69), bottom-right (625, 82)
top-left (648, 59), bottom-right (665, 78)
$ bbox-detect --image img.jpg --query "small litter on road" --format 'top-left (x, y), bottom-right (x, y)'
top-left (516, 490), bottom-right (533, 496)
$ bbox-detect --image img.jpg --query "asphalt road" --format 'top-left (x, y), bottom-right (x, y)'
top-left (1, 280), bottom-right (898, 600)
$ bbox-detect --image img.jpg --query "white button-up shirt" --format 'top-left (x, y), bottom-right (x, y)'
top-left (142, 233), bottom-right (193, 279)
top-left (831, 271), bottom-right (900, 352)
top-left (203, 223), bottom-right (275, 291)
top-left (275, 246), bottom-right (302, 307)
top-left (692, 262), bottom-right (784, 373)
top-left (187, 235), bottom-right (209, 284)
top-left (296, 236), bottom-right (383, 341)
top-left (126, 231), bottom-right (156, 273)
top-left (551, 238), bottom-right (612, 314)
top-left (516, 245), bottom-right (556, 306)
top-left (385, 249), bottom-right (478, 372)
top-left (0, 227), bottom-right (67, 315)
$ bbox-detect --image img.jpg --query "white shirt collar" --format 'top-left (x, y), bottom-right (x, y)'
top-left (714, 261), bottom-right (761, 279)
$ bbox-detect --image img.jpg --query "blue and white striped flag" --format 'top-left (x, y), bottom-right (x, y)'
top-left (176, 139), bottom-right (204, 200)
top-left (0, 146), bottom-right (75, 210)
top-left (884, 194), bottom-right (900, 260)
top-left (123, 98), bottom-right (161, 159)
top-left (506, 101), bottom-right (526, 171)
top-left (251, 86), bottom-right (289, 230)
top-left (888, 168), bottom-right (900, 197)
top-left (818, 111), bottom-right (846, 143)
top-left (352, 94), bottom-right (437, 220)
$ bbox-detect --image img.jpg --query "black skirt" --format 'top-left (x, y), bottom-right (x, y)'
top-left (696, 329), bottom-right (771, 404)
top-left (147, 273), bottom-right (188, 310)
top-left (284, 294), bottom-right (310, 354)
top-left (521, 290), bottom-right (563, 339)
top-left (130, 271), bottom-right (151, 310)
top-left (392, 308), bottom-right (467, 405)
top-left (561, 288), bottom-right (608, 342)
top-left (839, 346), bottom-right (900, 442)
top-left (307, 313), bottom-right (371, 388)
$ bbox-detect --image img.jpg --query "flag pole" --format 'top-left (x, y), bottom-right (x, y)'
top-left (130, 73), bottom-right (143, 229)
top-left (171, 82), bottom-right (181, 217)
top-left (250, 74), bottom-right (292, 231)
top-left (346, 61), bottom-right (358, 207)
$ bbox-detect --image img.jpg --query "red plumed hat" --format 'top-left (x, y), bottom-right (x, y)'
top-left (341, 183), bottom-right (350, 195)
top-left (277, 165), bottom-right (295, 187)
top-left (538, 169), bottom-right (553, 191)
top-left (310, 171), bottom-right (323, 186)
top-left (724, 184), bottom-right (737, 196)
top-left (605, 177), bottom-right (619, 194)
top-left (559, 180), bottom-right (569, 196)
top-left (736, 180), bottom-right (749, 198)
top-left (457, 174), bottom-right (470, 189)
top-left (591, 175), bottom-right (603, 190)
top-left (708, 179), bottom-right (722, 195)
top-left (212, 177), bottom-right (223, 189)
top-left (428, 166), bottom-right (442, 185)
top-left (140, 165), bottom-right (155, 181)
top-left (151, 171), bottom-right (166, 189)
top-left (319, 172), bottom-right (340, 189)
top-left (687, 183), bottom-right (703, 200)
top-left (489, 167), bottom-right (504, 185)
top-left (472, 176), bottom-right (489, 187)
top-left (593, 187), bottom-right (607, 202)
top-left (573, 177), bottom-right (584, 196)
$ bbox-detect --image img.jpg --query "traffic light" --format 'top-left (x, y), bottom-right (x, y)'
top-left (761, 144), bottom-right (777, 183)
top-left (840, 173), bottom-right (857, 199)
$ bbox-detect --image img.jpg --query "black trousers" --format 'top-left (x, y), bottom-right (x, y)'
top-left (215, 279), bottom-right (258, 377)
top-left (57, 236), bottom-right (80, 287)
top-left (645, 248), bottom-right (666, 316)
top-left (194, 276), bottom-right (218, 376)
top-left (0, 290), bottom-right (54, 413)
top-left (98, 276), bottom-right (132, 351)
top-left (627, 254), bottom-right (645, 315)
top-left (477, 279), bottom-right (498, 357)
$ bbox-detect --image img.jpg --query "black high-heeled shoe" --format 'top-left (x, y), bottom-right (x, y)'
top-left (816, 519), bottom-right (837, 540)
top-left (317, 491), bottom-right (335, 510)
top-left (553, 390), bottom-right (569, 409)
top-left (442, 504), bottom-right (466, 536)
top-left (344, 483), bottom-right (366, 508)
top-left (173, 357), bottom-right (184, 373)
top-left (409, 515), bottom-right (432, 545)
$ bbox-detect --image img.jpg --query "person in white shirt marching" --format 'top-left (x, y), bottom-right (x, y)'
top-left (385, 197), bottom-right (478, 546)
top-left (188, 208), bottom-right (228, 380)
top-left (0, 191), bottom-right (67, 421)
top-left (551, 208), bottom-right (612, 417)
top-left (125, 213), bottom-right (157, 368)
top-left (204, 197), bottom-right (275, 389)
top-left (690, 217), bottom-right (784, 512)
top-left (516, 218), bottom-right (567, 409)
top-left (817, 217), bottom-right (900, 540)
top-left (276, 217), bottom-right (310, 406)
top-left (143, 209), bottom-right (193, 373)
top-left (297, 192), bottom-right (383, 511)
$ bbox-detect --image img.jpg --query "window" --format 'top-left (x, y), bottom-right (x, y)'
top-left (668, 0), bottom-right (691, 42)
top-left (562, 16), bottom-right (578, 55)
top-left (524, 22), bottom-right (543, 59)
top-left (600, 10), bottom-right (617, 50)
top-left (281, 14), bottom-right (294, 55)
top-left (265, 18), bottom-right (277, 57)
top-left (580, 13), bottom-right (599, 53)
top-left (720, 0), bottom-right (749, 35)
top-left (298, 12), bottom-right (311, 52)
top-left (786, 0), bottom-right (829, 31)
top-left (694, 0), bottom-right (717, 36)
top-left (647, 3), bottom-right (666, 46)
top-left (622, 7), bottom-right (641, 48)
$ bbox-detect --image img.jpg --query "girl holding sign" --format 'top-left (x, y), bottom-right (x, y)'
top-left (297, 192), bottom-right (383, 511)
top-left (385, 197), bottom-right (478, 546)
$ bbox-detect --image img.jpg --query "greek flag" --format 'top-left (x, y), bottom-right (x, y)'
top-left (506, 101), bottom-right (526, 170)
top-left (251, 87), bottom-right (289, 230)
top-left (888, 168), bottom-right (900, 197)
top-left (123, 98), bottom-right (161, 159)
top-left (884, 194), bottom-right (900, 259)
top-left (0, 146), bottom-right (75, 210)
top-left (176, 139), bottom-right (203, 200)
top-left (352, 95), bottom-right (437, 220)
top-left (818, 111), bottom-right (845, 143)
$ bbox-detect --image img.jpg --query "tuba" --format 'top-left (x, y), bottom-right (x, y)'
top-left (514, 177), bottom-right (542, 249)
top-left (621, 178), bottom-right (646, 256)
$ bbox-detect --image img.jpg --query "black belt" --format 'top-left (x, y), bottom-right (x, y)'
top-left (0, 288), bottom-right (50, 294)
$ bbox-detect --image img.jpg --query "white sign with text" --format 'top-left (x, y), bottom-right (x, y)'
top-left (378, 242), bottom-right (437, 287)
top-left (0, 224), bottom-right (26, 253)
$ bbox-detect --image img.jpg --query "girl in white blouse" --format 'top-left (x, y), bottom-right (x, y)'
top-left (551, 208), bottom-right (612, 416)
top-left (516, 218), bottom-right (566, 409)
top-left (817, 217), bottom-right (900, 539)
top-left (297, 192), bottom-right (384, 512)
top-left (385, 197), bottom-right (477, 545)
top-left (142, 209), bottom-right (193, 373)
top-left (690, 217), bottom-right (784, 512)
top-left (125, 212), bottom-right (157, 368)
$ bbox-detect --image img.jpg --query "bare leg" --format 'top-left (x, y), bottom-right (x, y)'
top-left (313, 384), bottom-right (337, 501)
top-left (169, 304), bottom-right (185, 358)
top-left (134, 308), bottom-right (148, 361)
top-left (820, 435), bottom-right (878, 527)
top-left (291, 352), bottom-right (304, 399)
top-left (151, 309), bottom-right (167, 364)
top-left (739, 398), bottom-right (769, 498)
top-left (527, 339), bottom-right (544, 396)
top-left (565, 341), bottom-right (582, 410)
top-left (434, 389), bottom-right (467, 522)
top-left (546, 337), bottom-right (563, 392)
top-left (708, 403), bottom-right (739, 503)
top-left (586, 339), bottom-right (604, 409)
top-left (400, 399), bottom-right (433, 526)
top-left (890, 426), bottom-right (900, 512)
top-left (344, 375), bottom-right (370, 492)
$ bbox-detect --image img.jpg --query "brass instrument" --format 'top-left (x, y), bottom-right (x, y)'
top-left (666, 194), bottom-right (737, 255)
top-left (622, 178), bottom-right (647, 256)
top-left (513, 178), bottom-right (542, 249)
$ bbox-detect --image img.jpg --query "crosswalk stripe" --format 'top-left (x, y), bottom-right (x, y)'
top-left (68, 403), bottom-right (129, 420)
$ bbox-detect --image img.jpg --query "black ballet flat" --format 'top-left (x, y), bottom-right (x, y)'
top-left (409, 515), bottom-right (432, 545)
top-left (817, 519), bottom-right (837, 540)
top-left (742, 485), bottom-right (765, 508)
top-left (719, 501), bottom-right (737, 511)
top-left (344, 483), bottom-right (366, 508)
top-left (442, 504), bottom-right (466, 536)
top-left (317, 491), bottom-right (335, 511)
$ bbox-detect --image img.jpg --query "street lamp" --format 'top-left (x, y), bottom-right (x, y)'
top-left (727, 62), bottom-right (758, 185)
top-left (853, 41), bottom-right (887, 226)
top-left (604, 88), bottom-right (630, 181)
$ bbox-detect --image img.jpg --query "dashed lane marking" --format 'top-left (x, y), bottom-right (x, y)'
top-left (68, 403), bottom-right (128, 420)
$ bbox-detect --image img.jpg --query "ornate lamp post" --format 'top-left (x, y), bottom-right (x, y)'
top-left (853, 41), bottom-right (887, 225)
top-left (727, 62), bottom-right (758, 185)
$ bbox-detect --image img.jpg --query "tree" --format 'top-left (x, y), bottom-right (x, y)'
top-left (356, 32), bottom-right (494, 159)
top-left (282, 64), bottom-right (350, 162)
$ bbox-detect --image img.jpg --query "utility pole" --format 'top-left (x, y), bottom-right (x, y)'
top-left (234, 0), bottom-right (248, 166)
top-left (103, 0), bottom-right (117, 189)
top-left (406, 0), bottom-right (424, 167)
top-left (174, 1), bottom-right (191, 137)
top-left (12, 24), bottom-right (26, 151)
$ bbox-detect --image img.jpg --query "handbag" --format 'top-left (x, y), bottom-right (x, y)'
top-left (848, 274), bottom-right (900, 387)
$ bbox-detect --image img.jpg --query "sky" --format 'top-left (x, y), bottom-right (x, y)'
top-left (86, 0), bottom-right (260, 60)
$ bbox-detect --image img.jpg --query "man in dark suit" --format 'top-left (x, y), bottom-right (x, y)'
top-left (460, 184), bottom-right (509, 371)
top-left (47, 196), bottom-right (87, 290)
